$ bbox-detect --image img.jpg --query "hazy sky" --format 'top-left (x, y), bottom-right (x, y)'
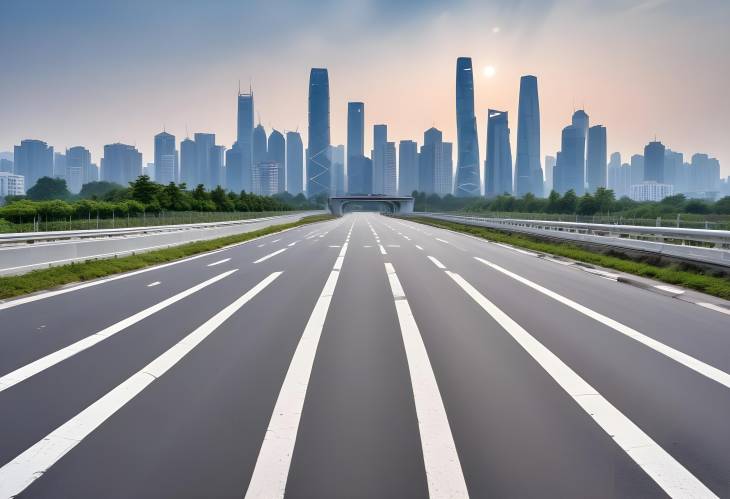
top-left (1, 0), bottom-right (728, 175)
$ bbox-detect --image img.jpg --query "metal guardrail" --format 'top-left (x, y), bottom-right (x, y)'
top-left (409, 213), bottom-right (730, 268)
top-left (0, 212), bottom-right (320, 246)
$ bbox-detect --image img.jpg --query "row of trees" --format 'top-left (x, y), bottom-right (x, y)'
top-left (1, 176), bottom-right (321, 223)
top-left (412, 189), bottom-right (730, 217)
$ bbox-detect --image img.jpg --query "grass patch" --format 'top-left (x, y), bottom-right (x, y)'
top-left (407, 216), bottom-right (730, 300)
top-left (0, 214), bottom-right (335, 300)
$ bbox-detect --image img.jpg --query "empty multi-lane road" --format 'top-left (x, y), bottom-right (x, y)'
top-left (0, 213), bottom-right (728, 498)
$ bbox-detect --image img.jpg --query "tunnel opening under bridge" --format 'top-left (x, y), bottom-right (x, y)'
top-left (328, 195), bottom-right (414, 216)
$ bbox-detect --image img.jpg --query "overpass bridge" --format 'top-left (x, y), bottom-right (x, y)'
top-left (328, 195), bottom-right (414, 216)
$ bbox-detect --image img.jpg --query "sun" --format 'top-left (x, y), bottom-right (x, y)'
top-left (483, 65), bottom-right (496, 78)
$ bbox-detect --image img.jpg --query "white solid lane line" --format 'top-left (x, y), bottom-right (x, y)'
top-left (493, 242), bottom-right (538, 257)
top-left (246, 225), bottom-right (354, 498)
top-left (0, 272), bottom-right (281, 498)
top-left (0, 270), bottom-right (238, 394)
top-left (474, 257), bottom-right (730, 389)
top-left (146, 281), bottom-right (161, 287)
top-left (254, 248), bottom-right (288, 264)
top-left (427, 256), bottom-right (446, 269)
top-left (446, 271), bottom-right (716, 498)
top-left (385, 263), bottom-right (469, 498)
top-left (207, 258), bottom-right (231, 267)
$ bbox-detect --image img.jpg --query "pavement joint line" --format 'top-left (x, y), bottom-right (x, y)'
top-left (0, 217), bottom-right (321, 310)
top-left (246, 225), bottom-right (353, 498)
top-left (0, 270), bottom-right (280, 498)
top-left (146, 281), bottom-right (160, 287)
top-left (253, 248), bottom-right (288, 264)
top-left (444, 270), bottom-right (716, 498)
top-left (474, 256), bottom-right (730, 389)
top-left (207, 258), bottom-right (232, 267)
top-left (0, 270), bottom-right (239, 393)
top-left (427, 256), bottom-right (446, 269)
top-left (384, 262), bottom-right (469, 497)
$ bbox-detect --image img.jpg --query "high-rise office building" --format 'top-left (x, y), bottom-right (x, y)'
top-left (544, 155), bottom-right (556, 195)
top-left (586, 125), bottom-right (607, 192)
top-left (14, 139), bottom-right (53, 189)
top-left (307, 68), bottom-right (331, 197)
top-left (180, 137), bottom-right (196, 187)
top-left (328, 144), bottom-right (346, 195)
top-left (286, 131), bottom-right (304, 194)
top-left (66, 146), bottom-right (91, 193)
top-left (194, 133), bottom-right (215, 188)
top-left (398, 140), bottom-right (418, 196)
top-left (607, 152), bottom-right (626, 197)
top-left (154, 131), bottom-right (177, 185)
top-left (53, 152), bottom-right (66, 180)
top-left (253, 161), bottom-right (279, 196)
top-left (347, 102), bottom-right (367, 194)
top-left (454, 57), bottom-right (480, 196)
top-left (644, 141), bottom-right (666, 184)
top-left (101, 143), bottom-right (142, 186)
top-left (253, 124), bottom-right (267, 167)
top-left (268, 129), bottom-right (286, 193)
top-left (226, 145), bottom-right (244, 193)
top-left (664, 149), bottom-right (683, 191)
top-left (690, 153), bottom-right (721, 194)
top-left (383, 142), bottom-right (397, 196)
top-left (630, 154), bottom-right (645, 186)
top-left (484, 109), bottom-right (513, 197)
top-left (237, 89), bottom-right (254, 193)
top-left (0, 159), bottom-right (13, 173)
top-left (515, 75), bottom-right (543, 197)
top-left (372, 124), bottom-right (388, 194)
top-left (553, 125), bottom-right (585, 195)
top-left (419, 127), bottom-right (453, 195)
top-left (209, 145), bottom-right (225, 188)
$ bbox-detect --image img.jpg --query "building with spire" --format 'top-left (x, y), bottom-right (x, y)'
top-left (454, 57), bottom-right (480, 196)
top-left (515, 76), bottom-right (543, 197)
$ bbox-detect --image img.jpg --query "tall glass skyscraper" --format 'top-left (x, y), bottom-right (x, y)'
top-left (347, 102), bottom-right (366, 194)
top-left (235, 90), bottom-right (254, 193)
top-left (515, 75), bottom-right (543, 197)
top-left (13, 139), bottom-right (53, 189)
top-left (372, 124), bottom-right (387, 194)
top-left (398, 140), bottom-right (418, 196)
top-left (286, 131), bottom-right (303, 194)
top-left (307, 68), bottom-right (331, 197)
top-left (586, 125), bottom-right (607, 192)
top-left (454, 57), bottom-right (480, 197)
top-left (154, 131), bottom-right (176, 185)
top-left (553, 125), bottom-right (585, 195)
top-left (644, 141), bottom-right (666, 183)
top-left (268, 129), bottom-right (286, 193)
top-left (485, 110), bottom-right (513, 197)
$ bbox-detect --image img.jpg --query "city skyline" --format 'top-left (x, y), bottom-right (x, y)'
top-left (1, 0), bottom-right (728, 178)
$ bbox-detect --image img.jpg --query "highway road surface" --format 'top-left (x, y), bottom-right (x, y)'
top-left (0, 212), bottom-right (728, 498)
top-left (0, 212), bottom-right (320, 276)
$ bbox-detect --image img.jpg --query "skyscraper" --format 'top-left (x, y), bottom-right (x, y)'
top-left (664, 149), bottom-right (683, 190)
top-left (154, 131), bottom-right (177, 185)
top-left (383, 142), bottom-right (397, 196)
top-left (53, 152), bottom-right (66, 180)
top-left (329, 144), bottom-right (346, 195)
top-left (515, 75), bottom-right (543, 197)
top-left (419, 127), bottom-right (453, 195)
top-left (101, 143), bottom-right (142, 186)
top-left (234, 89), bottom-right (254, 193)
top-left (484, 109), bottom-right (513, 197)
top-left (586, 125), bottom-right (607, 192)
top-left (553, 125), bottom-right (585, 195)
top-left (286, 131), bottom-right (303, 194)
top-left (209, 145), bottom-right (225, 188)
top-left (372, 124), bottom-right (388, 194)
top-left (644, 141), bottom-right (666, 183)
top-left (226, 145), bottom-right (244, 193)
top-left (66, 146), bottom-right (91, 193)
top-left (454, 57), bottom-right (480, 196)
top-left (347, 102), bottom-right (367, 194)
top-left (307, 68), bottom-right (331, 197)
top-left (630, 154), bottom-right (645, 185)
top-left (194, 133), bottom-right (215, 188)
top-left (544, 155), bottom-right (556, 196)
top-left (268, 129), bottom-right (286, 193)
top-left (14, 139), bottom-right (53, 189)
top-left (398, 140), bottom-right (418, 196)
top-left (180, 137), bottom-right (196, 188)
top-left (253, 124), bottom-right (268, 166)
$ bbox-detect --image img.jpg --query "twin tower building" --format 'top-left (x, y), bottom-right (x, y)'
top-left (230, 59), bottom-right (544, 199)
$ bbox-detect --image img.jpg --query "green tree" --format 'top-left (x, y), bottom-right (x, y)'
top-left (26, 177), bottom-right (70, 201)
top-left (577, 193), bottom-right (599, 215)
top-left (713, 196), bottom-right (730, 214)
top-left (559, 189), bottom-right (578, 213)
top-left (79, 181), bottom-right (124, 199)
top-left (593, 187), bottom-right (616, 213)
top-left (129, 175), bottom-right (159, 204)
